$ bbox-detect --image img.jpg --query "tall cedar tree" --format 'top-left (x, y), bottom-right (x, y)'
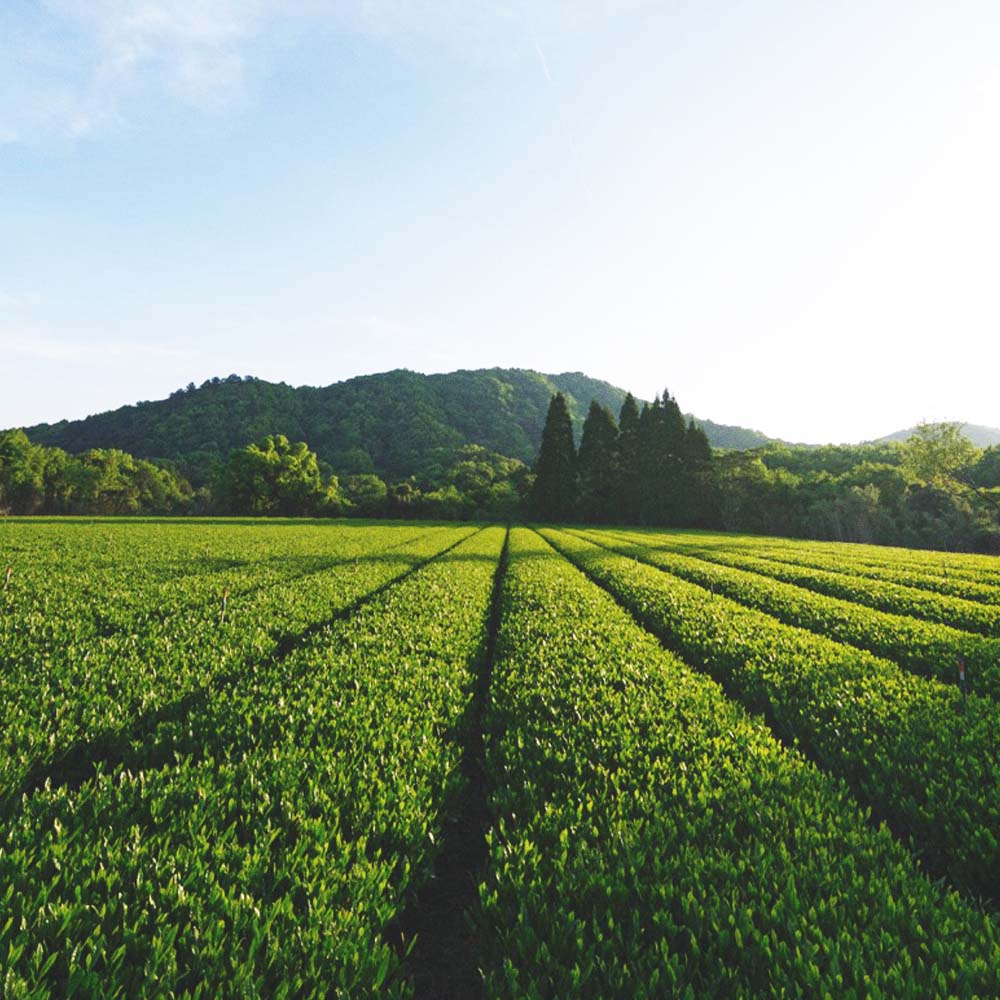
top-left (531, 393), bottom-right (577, 520)
top-left (639, 390), bottom-right (688, 524)
top-left (661, 391), bottom-right (689, 524)
top-left (682, 417), bottom-right (713, 524)
top-left (616, 393), bottom-right (642, 522)
top-left (637, 400), bottom-right (657, 523)
top-left (577, 401), bottom-right (619, 522)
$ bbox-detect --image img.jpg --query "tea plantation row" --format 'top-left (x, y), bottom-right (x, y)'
top-left (1, 524), bottom-right (476, 804)
top-left (0, 519), bottom-right (996, 996)
top-left (583, 528), bottom-right (1000, 696)
top-left (1, 525), bottom-right (505, 995)
top-left (546, 528), bottom-right (1000, 901)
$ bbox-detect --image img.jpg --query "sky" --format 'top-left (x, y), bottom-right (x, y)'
top-left (2, 0), bottom-right (999, 444)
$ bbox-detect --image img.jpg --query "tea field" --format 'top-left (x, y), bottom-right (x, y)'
top-left (1, 518), bottom-right (998, 997)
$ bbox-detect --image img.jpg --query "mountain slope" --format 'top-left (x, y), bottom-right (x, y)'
top-left (875, 424), bottom-right (1000, 448)
top-left (19, 368), bottom-right (772, 483)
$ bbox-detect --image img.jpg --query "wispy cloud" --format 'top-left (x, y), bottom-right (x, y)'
top-left (1, 0), bottom-right (282, 143)
top-left (52, 0), bottom-right (272, 106)
top-left (530, 30), bottom-right (554, 83)
top-left (1, 1), bottom-right (650, 143)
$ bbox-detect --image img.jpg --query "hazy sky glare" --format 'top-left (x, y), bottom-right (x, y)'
top-left (2, 1), bottom-right (998, 442)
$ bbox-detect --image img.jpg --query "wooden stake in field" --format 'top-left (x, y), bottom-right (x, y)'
top-left (220, 586), bottom-right (230, 626)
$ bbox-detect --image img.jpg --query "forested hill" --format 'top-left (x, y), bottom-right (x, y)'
top-left (18, 368), bottom-right (772, 483)
top-left (875, 424), bottom-right (1000, 448)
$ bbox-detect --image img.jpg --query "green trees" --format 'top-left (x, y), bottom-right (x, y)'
top-left (341, 474), bottom-right (388, 517)
top-left (576, 402), bottom-right (618, 522)
top-left (10, 389), bottom-right (996, 549)
top-left (715, 425), bottom-right (1000, 551)
top-left (215, 436), bottom-right (343, 517)
top-left (969, 444), bottom-right (1000, 489)
top-left (19, 369), bottom-right (645, 487)
top-left (0, 431), bottom-right (191, 515)
top-left (680, 418), bottom-right (713, 524)
top-left (970, 446), bottom-right (1000, 488)
top-left (530, 389), bottom-right (714, 527)
top-left (615, 394), bottom-right (642, 522)
top-left (530, 393), bottom-right (577, 520)
top-left (69, 449), bottom-right (191, 514)
top-left (636, 391), bottom-right (687, 523)
top-left (630, 389), bottom-right (708, 525)
top-left (1, 427), bottom-right (531, 521)
top-left (0, 430), bottom-right (48, 513)
top-left (900, 421), bottom-right (979, 484)
top-left (442, 446), bottom-right (528, 518)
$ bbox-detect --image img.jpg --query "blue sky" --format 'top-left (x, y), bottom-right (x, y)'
top-left (2, 1), bottom-right (998, 442)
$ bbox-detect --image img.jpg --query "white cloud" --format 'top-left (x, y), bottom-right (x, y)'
top-left (52, 0), bottom-right (275, 106)
top-left (0, 0), bottom-right (281, 142)
top-left (2, 0), bottom-right (651, 142)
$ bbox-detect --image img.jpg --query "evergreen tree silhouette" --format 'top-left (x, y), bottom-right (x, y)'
top-left (531, 393), bottom-right (577, 520)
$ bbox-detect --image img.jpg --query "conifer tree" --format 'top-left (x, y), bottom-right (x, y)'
top-left (637, 399), bottom-right (659, 523)
top-left (531, 393), bottom-right (577, 520)
top-left (577, 401), bottom-right (619, 522)
top-left (661, 390), bottom-right (688, 454)
top-left (638, 389), bottom-right (690, 525)
top-left (616, 393), bottom-right (642, 522)
top-left (528, 384), bottom-right (714, 528)
top-left (659, 389), bottom-right (689, 523)
top-left (683, 418), bottom-right (712, 462)
top-left (682, 417), bottom-right (713, 524)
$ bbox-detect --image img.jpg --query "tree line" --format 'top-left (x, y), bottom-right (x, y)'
top-left (4, 400), bottom-right (999, 552)
top-left (528, 394), bottom-right (1000, 552)
top-left (0, 430), bottom-right (528, 520)
top-left (530, 390), bottom-right (712, 524)
top-left (0, 430), bottom-right (191, 515)
top-left (718, 424), bottom-right (1000, 553)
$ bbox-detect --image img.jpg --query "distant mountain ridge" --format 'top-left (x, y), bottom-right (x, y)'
top-left (873, 424), bottom-right (1000, 448)
top-left (16, 367), bottom-right (773, 484)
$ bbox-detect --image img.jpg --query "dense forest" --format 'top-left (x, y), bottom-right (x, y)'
top-left (0, 430), bottom-right (192, 515)
top-left (18, 368), bottom-right (771, 485)
top-left (0, 429), bottom-right (529, 521)
top-left (4, 374), bottom-right (1000, 552)
top-left (722, 429), bottom-right (1000, 552)
top-left (527, 393), bottom-right (1000, 552)
top-left (531, 391), bottom-right (712, 525)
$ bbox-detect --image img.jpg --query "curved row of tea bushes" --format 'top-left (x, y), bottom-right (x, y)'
top-left (587, 528), bottom-right (1000, 698)
top-left (0, 522), bottom-right (433, 666)
top-left (0, 525), bottom-right (475, 802)
top-left (0, 527), bottom-right (506, 998)
top-left (720, 533), bottom-right (1000, 592)
top-left (638, 538), bottom-right (1000, 636)
top-left (476, 529), bottom-right (999, 998)
top-left (542, 529), bottom-right (1000, 902)
top-left (633, 528), bottom-right (1000, 598)
top-left (695, 529), bottom-right (1000, 575)
top-left (801, 545), bottom-right (1000, 585)
top-left (728, 542), bottom-right (1000, 607)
